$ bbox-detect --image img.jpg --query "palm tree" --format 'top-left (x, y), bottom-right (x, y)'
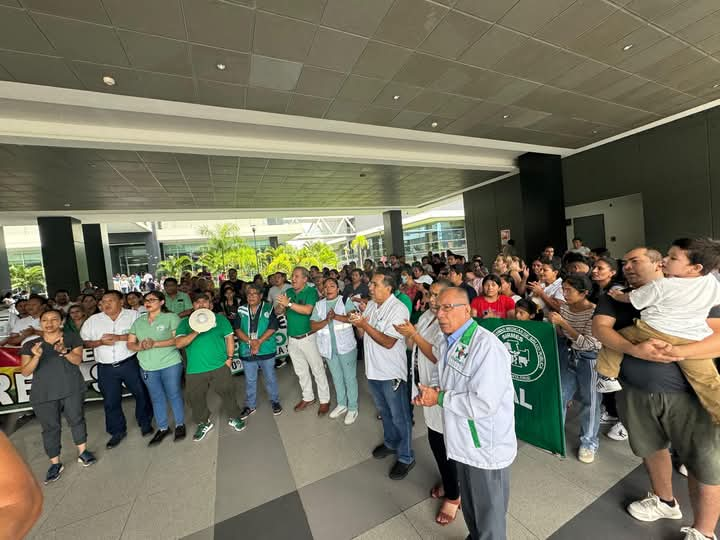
top-left (10, 265), bottom-right (46, 293)
top-left (157, 256), bottom-right (193, 279)
top-left (351, 235), bottom-right (369, 263)
top-left (198, 223), bottom-right (242, 273)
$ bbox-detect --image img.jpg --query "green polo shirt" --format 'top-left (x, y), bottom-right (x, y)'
top-left (394, 290), bottom-right (412, 313)
top-left (176, 313), bottom-right (234, 374)
top-left (165, 292), bottom-right (192, 315)
top-left (286, 286), bottom-right (318, 337)
top-left (129, 312), bottom-right (182, 371)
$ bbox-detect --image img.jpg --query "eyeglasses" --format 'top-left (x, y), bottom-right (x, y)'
top-left (438, 303), bottom-right (468, 312)
top-left (144, 298), bottom-right (160, 304)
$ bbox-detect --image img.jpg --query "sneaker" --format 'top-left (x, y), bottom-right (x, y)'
top-left (627, 493), bottom-right (682, 522)
top-left (372, 444), bottom-right (396, 459)
top-left (597, 375), bottom-right (623, 393)
top-left (174, 425), bottom-right (186, 441)
top-left (193, 421), bottom-right (214, 442)
top-left (600, 410), bottom-right (618, 424)
top-left (329, 405), bottom-right (348, 419)
top-left (77, 450), bottom-right (97, 467)
top-left (344, 410), bottom-right (359, 425)
top-left (272, 402), bottom-right (283, 416)
top-left (275, 358), bottom-right (287, 369)
top-left (148, 428), bottom-right (171, 446)
top-left (682, 527), bottom-right (718, 540)
top-left (678, 464), bottom-right (689, 477)
top-left (389, 460), bottom-right (415, 480)
top-left (578, 447), bottom-right (595, 464)
top-left (228, 418), bottom-right (247, 432)
top-left (607, 422), bottom-right (629, 441)
top-left (45, 463), bottom-right (64, 484)
top-left (239, 407), bottom-right (256, 420)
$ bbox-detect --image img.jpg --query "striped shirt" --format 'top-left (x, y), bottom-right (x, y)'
top-left (559, 304), bottom-right (601, 352)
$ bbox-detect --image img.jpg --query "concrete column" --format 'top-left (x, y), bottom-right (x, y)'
top-left (82, 224), bottom-right (113, 290)
top-left (382, 210), bottom-right (404, 257)
top-left (145, 222), bottom-right (162, 275)
top-left (517, 152), bottom-right (565, 261)
top-left (0, 227), bottom-right (11, 293)
top-left (463, 152), bottom-right (564, 262)
top-left (37, 217), bottom-right (89, 298)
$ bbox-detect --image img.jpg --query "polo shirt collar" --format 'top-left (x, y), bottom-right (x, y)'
top-left (447, 318), bottom-right (473, 348)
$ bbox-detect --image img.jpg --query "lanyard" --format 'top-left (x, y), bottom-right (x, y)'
top-left (247, 302), bottom-right (263, 333)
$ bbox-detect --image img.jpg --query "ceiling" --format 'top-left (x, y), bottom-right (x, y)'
top-left (0, 143), bottom-right (504, 211)
top-left (0, 0), bottom-right (719, 150)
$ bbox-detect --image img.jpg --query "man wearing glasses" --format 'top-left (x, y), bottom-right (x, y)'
top-left (350, 272), bottom-right (414, 480)
top-left (415, 287), bottom-right (517, 539)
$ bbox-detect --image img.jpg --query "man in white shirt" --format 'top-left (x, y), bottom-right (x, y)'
top-left (53, 289), bottom-right (73, 314)
top-left (81, 291), bottom-right (153, 449)
top-left (569, 237), bottom-right (592, 257)
top-left (267, 272), bottom-right (291, 306)
top-left (416, 287), bottom-right (517, 540)
top-left (6, 295), bottom-right (44, 346)
top-left (351, 272), bottom-right (414, 480)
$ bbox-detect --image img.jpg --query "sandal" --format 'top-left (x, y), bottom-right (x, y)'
top-left (435, 498), bottom-right (461, 526)
top-left (430, 484), bottom-right (444, 499)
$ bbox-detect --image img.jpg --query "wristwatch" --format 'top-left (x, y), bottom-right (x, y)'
top-left (288, 301), bottom-right (294, 309)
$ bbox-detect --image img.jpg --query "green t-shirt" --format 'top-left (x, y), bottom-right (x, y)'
top-left (394, 290), bottom-right (412, 314)
top-left (176, 313), bottom-right (234, 374)
top-left (286, 286), bottom-right (318, 337)
top-left (129, 311), bottom-right (182, 371)
top-left (165, 292), bottom-right (192, 315)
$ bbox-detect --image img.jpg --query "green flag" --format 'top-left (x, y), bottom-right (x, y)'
top-left (478, 318), bottom-right (566, 456)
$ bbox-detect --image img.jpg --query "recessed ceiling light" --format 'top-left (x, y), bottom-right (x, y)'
top-left (216, 63), bottom-right (227, 71)
top-left (592, 129), bottom-right (599, 134)
top-left (714, 83), bottom-right (720, 89)
top-left (393, 95), bottom-right (400, 100)
top-left (102, 75), bottom-right (116, 86)
top-left (622, 44), bottom-right (633, 51)
top-left (431, 121), bottom-right (438, 128)
top-left (64, 203), bottom-right (71, 207)
top-left (502, 114), bottom-right (510, 119)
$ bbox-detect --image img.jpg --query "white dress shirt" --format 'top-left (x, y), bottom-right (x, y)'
top-left (81, 309), bottom-right (139, 364)
top-left (11, 316), bottom-right (41, 345)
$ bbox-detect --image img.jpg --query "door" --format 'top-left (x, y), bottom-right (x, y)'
top-left (573, 214), bottom-right (606, 250)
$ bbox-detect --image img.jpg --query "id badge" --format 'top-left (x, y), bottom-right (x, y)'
top-left (250, 332), bottom-right (258, 340)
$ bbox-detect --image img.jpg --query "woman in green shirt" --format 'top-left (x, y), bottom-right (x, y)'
top-left (64, 304), bottom-right (87, 336)
top-left (128, 291), bottom-right (185, 446)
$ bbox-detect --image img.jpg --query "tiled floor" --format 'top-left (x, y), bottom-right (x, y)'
top-left (7, 361), bottom-right (717, 540)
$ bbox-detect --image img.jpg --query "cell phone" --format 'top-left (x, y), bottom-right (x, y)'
top-left (392, 379), bottom-right (401, 392)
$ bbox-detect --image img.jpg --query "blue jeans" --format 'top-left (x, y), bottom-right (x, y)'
top-left (242, 357), bottom-right (280, 409)
top-left (325, 349), bottom-right (358, 411)
top-left (141, 362), bottom-right (185, 430)
top-left (559, 342), bottom-right (601, 452)
top-left (368, 379), bottom-right (414, 464)
top-left (97, 355), bottom-right (153, 436)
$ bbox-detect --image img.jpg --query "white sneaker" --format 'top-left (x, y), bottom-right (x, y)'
top-left (607, 422), bottom-right (629, 441)
top-left (678, 464), bottom-right (689, 477)
top-left (597, 376), bottom-right (623, 393)
top-left (600, 410), bottom-right (618, 424)
top-left (344, 410), bottom-right (358, 425)
top-left (329, 405), bottom-right (348, 419)
top-left (627, 493), bottom-right (682, 522)
top-left (578, 447), bottom-right (595, 463)
top-left (682, 527), bottom-right (718, 540)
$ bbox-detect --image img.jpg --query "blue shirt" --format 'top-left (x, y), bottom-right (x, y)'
top-left (446, 318), bottom-right (474, 350)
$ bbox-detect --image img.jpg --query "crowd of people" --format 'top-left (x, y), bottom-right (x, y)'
top-left (3, 235), bottom-right (720, 540)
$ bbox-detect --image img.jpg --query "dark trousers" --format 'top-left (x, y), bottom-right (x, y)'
top-left (428, 428), bottom-right (460, 500)
top-left (457, 462), bottom-right (510, 540)
top-left (33, 392), bottom-right (87, 459)
top-left (97, 356), bottom-right (153, 436)
top-left (186, 365), bottom-right (242, 425)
